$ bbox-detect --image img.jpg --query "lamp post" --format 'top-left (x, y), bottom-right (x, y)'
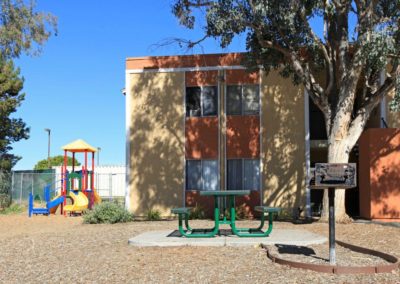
top-left (97, 147), bottom-right (101, 166)
top-left (44, 128), bottom-right (51, 168)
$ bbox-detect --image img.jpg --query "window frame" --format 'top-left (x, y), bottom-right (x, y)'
top-left (185, 86), bottom-right (219, 117)
top-left (226, 158), bottom-right (261, 191)
top-left (185, 159), bottom-right (219, 191)
top-left (226, 84), bottom-right (260, 116)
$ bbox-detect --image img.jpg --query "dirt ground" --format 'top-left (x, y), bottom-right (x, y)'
top-left (0, 214), bottom-right (399, 284)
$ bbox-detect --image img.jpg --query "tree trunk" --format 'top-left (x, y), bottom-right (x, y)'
top-left (320, 140), bottom-right (353, 223)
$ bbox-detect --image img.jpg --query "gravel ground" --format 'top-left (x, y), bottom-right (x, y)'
top-left (0, 214), bottom-right (399, 283)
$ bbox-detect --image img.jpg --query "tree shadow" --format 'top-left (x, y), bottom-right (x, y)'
top-left (262, 72), bottom-right (306, 216)
top-left (359, 128), bottom-right (400, 219)
top-left (128, 56), bottom-right (186, 216)
top-left (126, 54), bottom-right (309, 217)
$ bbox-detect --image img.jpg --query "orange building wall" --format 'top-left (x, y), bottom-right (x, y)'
top-left (185, 117), bottom-right (219, 159)
top-left (359, 128), bottom-right (400, 220)
top-left (226, 116), bottom-right (260, 158)
top-left (185, 71), bottom-right (218, 86)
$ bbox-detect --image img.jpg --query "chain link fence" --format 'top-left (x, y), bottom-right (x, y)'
top-left (7, 171), bottom-right (125, 206)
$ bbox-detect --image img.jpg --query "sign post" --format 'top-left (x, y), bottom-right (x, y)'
top-left (314, 163), bottom-right (357, 265)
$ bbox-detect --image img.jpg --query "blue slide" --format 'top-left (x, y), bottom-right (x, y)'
top-left (28, 186), bottom-right (65, 217)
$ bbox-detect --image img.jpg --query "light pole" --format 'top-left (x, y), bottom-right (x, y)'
top-left (97, 147), bottom-right (101, 166)
top-left (44, 128), bottom-right (51, 168)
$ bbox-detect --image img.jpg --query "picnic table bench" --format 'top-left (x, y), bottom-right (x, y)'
top-left (171, 191), bottom-right (281, 238)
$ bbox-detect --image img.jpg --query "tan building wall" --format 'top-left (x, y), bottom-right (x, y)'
top-left (261, 70), bottom-right (306, 212)
top-left (126, 53), bottom-right (308, 217)
top-left (128, 72), bottom-right (185, 217)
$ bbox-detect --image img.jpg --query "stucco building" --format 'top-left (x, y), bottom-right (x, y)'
top-left (124, 52), bottom-right (400, 219)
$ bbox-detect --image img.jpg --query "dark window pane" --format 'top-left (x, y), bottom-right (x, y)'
top-left (186, 160), bottom-right (202, 190)
top-left (309, 98), bottom-right (327, 140)
top-left (186, 87), bottom-right (201, 117)
top-left (202, 160), bottom-right (218, 191)
top-left (244, 159), bottom-right (260, 191)
top-left (227, 159), bottom-right (242, 190)
top-left (202, 86), bottom-right (218, 116)
top-left (243, 85), bottom-right (260, 115)
top-left (226, 85), bottom-right (241, 115)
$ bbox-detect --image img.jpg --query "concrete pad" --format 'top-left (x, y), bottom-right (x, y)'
top-left (128, 229), bottom-right (327, 247)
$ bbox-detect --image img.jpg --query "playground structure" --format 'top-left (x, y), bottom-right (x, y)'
top-left (29, 139), bottom-right (101, 216)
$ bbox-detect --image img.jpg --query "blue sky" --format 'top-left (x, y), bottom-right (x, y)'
top-left (12, 1), bottom-right (248, 170)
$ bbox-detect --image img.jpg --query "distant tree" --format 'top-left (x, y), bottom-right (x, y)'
top-left (0, 60), bottom-right (28, 171)
top-left (0, 0), bottom-right (57, 172)
top-left (171, 0), bottom-right (399, 222)
top-left (34, 155), bottom-right (81, 170)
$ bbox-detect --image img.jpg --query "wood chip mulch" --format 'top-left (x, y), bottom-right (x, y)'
top-left (0, 215), bottom-right (399, 283)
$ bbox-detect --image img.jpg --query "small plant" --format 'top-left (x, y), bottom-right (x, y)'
top-left (0, 194), bottom-right (11, 209)
top-left (189, 205), bottom-right (205, 219)
top-left (276, 208), bottom-right (291, 221)
top-left (235, 204), bottom-right (252, 220)
top-left (146, 209), bottom-right (161, 221)
top-left (83, 202), bottom-right (133, 224)
top-left (0, 203), bottom-right (24, 215)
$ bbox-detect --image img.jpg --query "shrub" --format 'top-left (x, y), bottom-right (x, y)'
top-left (0, 203), bottom-right (24, 215)
top-left (0, 194), bottom-right (11, 209)
top-left (189, 205), bottom-right (205, 219)
top-left (83, 202), bottom-right (133, 224)
top-left (146, 209), bottom-right (161, 221)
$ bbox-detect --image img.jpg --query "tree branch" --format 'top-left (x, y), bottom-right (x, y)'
top-left (298, 4), bottom-right (334, 95)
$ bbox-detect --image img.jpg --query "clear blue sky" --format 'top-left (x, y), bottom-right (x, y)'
top-left (12, 1), bottom-right (248, 170)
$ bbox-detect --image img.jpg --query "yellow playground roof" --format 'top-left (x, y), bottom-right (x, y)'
top-left (62, 139), bottom-right (97, 153)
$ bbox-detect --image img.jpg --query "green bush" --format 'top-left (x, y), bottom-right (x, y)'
top-left (0, 193), bottom-right (11, 209)
top-left (146, 209), bottom-right (161, 221)
top-left (189, 205), bottom-right (205, 219)
top-left (0, 203), bottom-right (24, 215)
top-left (83, 202), bottom-right (134, 224)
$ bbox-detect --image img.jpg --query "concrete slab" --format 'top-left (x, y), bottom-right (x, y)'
top-left (128, 229), bottom-right (327, 247)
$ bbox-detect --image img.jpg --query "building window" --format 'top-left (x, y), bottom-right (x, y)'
top-left (186, 86), bottom-right (218, 117)
top-left (226, 85), bottom-right (260, 115)
top-left (186, 160), bottom-right (218, 191)
top-left (227, 159), bottom-right (260, 191)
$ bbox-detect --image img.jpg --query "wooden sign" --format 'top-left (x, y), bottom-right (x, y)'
top-left (314, 163), bottom-right (357, 189)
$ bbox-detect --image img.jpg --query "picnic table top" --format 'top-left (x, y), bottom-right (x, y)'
top-left (200, 190), bottom-right (251, 196)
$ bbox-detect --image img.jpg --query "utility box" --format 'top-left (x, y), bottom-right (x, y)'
top-left (359, 128), bottom-right (400, 221)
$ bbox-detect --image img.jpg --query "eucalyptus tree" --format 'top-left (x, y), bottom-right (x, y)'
top-left (172, 0), bottom-right (400, 222)
top-left (0, 0), bottom-right (56, 171)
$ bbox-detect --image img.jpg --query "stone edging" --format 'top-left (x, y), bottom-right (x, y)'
top-left (263, 240), bottom-right (400, 274)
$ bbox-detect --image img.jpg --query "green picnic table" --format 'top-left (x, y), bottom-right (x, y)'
top-left (171, 190), bottom-right (281, 238)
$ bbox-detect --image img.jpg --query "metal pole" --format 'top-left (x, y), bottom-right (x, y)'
top-left (10, 171), bottom-right (14, 204)
top-left (97, 147), bottom-right (101, 166)
top-left (328, 187), bottom-right (336, 265)
top-left (19, 173), bottom-right (23, 205)
top-left (44, 128), bottom-right (51, 168)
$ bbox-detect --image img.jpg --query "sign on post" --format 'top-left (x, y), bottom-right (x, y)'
top-left (315, 163), bottom-right (357, 189)
top-left (314, 163), bottom-right (357, 265)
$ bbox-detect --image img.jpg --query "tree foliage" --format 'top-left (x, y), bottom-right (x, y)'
top-left (33, 155), bottom-right (81, 170)
top-left (172, 0), bottom-right (399, 117)
top-left (172, 0), bottom-right (400, 221)
top-left (0, 0), bottom-right (57, 171)
top-left (0, 59), bottom-right (28, 171)
top-left (0, 0), bottom-right (57, 59)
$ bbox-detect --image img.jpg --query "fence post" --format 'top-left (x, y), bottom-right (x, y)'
top-left (109, 174), bottom-right (112, 201)
top-left (11, 171), bottom-right (14, 204)
top-left (19, 173), bottom-right (23, 205)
